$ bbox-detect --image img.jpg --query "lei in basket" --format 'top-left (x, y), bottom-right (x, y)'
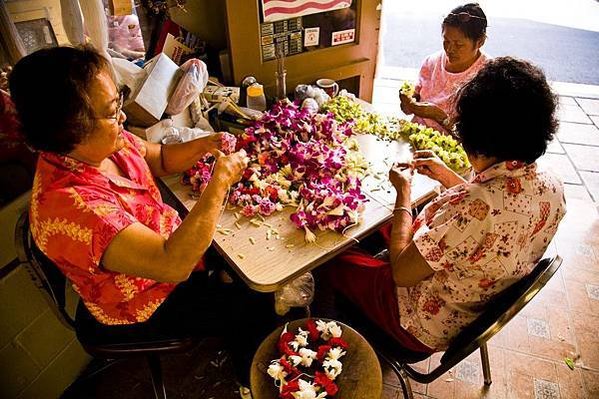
top-left (267, 319), bottom-right (349, 398)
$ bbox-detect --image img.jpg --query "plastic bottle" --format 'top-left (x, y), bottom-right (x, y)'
top-left (246, 83), bottom-right (266, 112)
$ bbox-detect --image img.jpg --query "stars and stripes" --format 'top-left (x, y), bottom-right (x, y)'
top-left (262, 0), bottom-right (352, 23)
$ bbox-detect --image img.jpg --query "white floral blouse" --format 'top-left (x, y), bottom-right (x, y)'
top-left (398, 160), bottom-right (566, 350)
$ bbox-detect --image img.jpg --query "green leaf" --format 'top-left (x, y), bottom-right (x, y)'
top-left (564, 357), bottom-right (575, 370)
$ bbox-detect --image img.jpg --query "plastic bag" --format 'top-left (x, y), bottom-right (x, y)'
top-left (274, 272), bottom-right (315, 316)
top-left (166, 58), bottom-right (209, 115)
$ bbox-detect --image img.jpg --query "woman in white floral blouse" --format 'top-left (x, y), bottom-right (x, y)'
top-left (325, 56), bottom-right (566, 353)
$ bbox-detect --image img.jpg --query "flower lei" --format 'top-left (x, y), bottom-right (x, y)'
top-left (182, 101), bottom-right (369, 241)
top-left (268, 320), bottom-right (349, 398)
top-left (181, 132), bottom-right (237, 192)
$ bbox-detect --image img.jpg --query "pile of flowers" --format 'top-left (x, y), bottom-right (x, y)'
top-left (323, 95), bottom-right (402, 141)
top-left (268, 320), bottom-right (349, 398)
top-left (322, 95), bottom-right (470, 173)
top-left (183, 101), bottom-right (369, 241)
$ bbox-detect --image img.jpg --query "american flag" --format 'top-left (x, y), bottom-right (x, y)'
top-left (262, 0), bottom-right (352, 23)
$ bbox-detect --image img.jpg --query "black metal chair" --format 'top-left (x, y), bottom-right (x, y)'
top-left (340, 254), bottom-right (563, 398)
top-left (14, 212), bottom-right (199, 399)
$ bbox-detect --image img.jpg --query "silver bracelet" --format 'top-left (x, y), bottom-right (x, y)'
top-left (393, 206), bottom-right (412, 218)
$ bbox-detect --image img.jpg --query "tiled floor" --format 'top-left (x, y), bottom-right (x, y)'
top-left (61, 82), bottom-right (599, 398)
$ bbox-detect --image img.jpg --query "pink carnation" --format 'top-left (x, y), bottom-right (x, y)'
top-left (220, 132), bottom-right (237, 154)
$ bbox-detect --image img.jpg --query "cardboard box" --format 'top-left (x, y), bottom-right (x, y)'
top-left (123, 53), bottom-right (182, 127)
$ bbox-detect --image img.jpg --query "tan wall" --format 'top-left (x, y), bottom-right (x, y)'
top-left (169, 0), bottom-right (227, 50)
top-left (224, 0), bottom-right (381, 100)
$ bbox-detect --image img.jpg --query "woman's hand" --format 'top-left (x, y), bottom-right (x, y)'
top-left (410, 102), bottom-right (447, 124)
top-left (212, 149), bottom-right (249, 187)
top-left (413, 150), bottom-right (465, 188)
top-left (399, 92), bottom-right (415, 115)
top-left (389, 162), bottom-right (413, 195)
top-left (199, 132), bottom-right (227, 155)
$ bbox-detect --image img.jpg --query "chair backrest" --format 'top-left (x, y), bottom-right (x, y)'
top-left (440, 255), bottom-right (563, 364)
top-left (14, 211), bottom-right (76, 330)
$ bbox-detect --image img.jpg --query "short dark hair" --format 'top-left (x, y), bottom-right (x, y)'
top-left (9, 46), bottom-right (109, 154)
top-left (455, 56), bottom-right (559, 163)
top-left (442, 3), bottom-right (487, 42)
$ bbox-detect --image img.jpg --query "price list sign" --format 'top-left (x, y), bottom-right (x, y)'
top-left (260, 17), bottom-right (303, 62)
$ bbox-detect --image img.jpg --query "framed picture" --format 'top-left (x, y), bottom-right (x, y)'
top-left (15, 18), bottom-right (58, 55)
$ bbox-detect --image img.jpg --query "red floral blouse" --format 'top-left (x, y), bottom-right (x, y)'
top-left (399, 161), bottom-right (566, 350)
top-left (30, 131), bottom-right (201, 325)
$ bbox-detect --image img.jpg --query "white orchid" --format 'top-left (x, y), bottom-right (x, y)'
top-left (291, 379), bottom-right (328, 399)
top-left (288, 355), bottom-right (302, 367)
top-left (289, 340), bottom-right (300, 352)
top-left (315, 320), bottom-right (343, 340)
top-left (328, 322), bottom-right (342, 338)
top-left (295, 329), bottom-right (309, 347)
top-left (315, 320), bottom-right (328, 333)
top-left (298, 347), bottom-right (317, 367)
top-left (267, 360), bottom-right (288, 381)
top-left (327, 347), bottom-right (346, 361)
top-left (323, 358), bottom-right (343, 380)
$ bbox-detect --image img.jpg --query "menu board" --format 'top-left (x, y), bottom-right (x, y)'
top-left (260, 17), bottom-right (303, 61)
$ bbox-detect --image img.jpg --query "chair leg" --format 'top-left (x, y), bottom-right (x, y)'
top-left (147, 354), bottom-right (167, 399)
top-left (397, 368), bottom-right (414, 399)
top-left (381, 353), bottom-right (414, 399)
top-left (480, 342), bottom-right (492, 385)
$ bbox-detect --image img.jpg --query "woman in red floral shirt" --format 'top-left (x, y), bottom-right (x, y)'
top-left (323, 57), bottom-right (566, 353)
top-left (9, 46), bottom-right (274, 388)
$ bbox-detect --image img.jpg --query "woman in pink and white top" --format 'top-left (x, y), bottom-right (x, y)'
top-left (400, 3), bottom-right (489, 134)
top-left (324, 57), bottom-right (566, 353)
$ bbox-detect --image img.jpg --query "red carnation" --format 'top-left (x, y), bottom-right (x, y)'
top-left (317, 344), bottom-right (332, 361)
top-left (328, 337), bottom-right (349, 349)
top-left (306, 319), bottom-right (320, 341)
top-left (280, 379), bottom-right (300, 398)
top-left (278, 332), bottom-right (297, 357)
top-left (279, 357), bottom-right (300, 378)
top-left (315, 371), bottom-right (339, 395)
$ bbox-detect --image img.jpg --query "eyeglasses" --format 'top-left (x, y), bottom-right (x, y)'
top-left (106, 91), bottom-right (125, 121)
top-left (446, 12), bottom-right (486, 23)
top-left (94, 91), bottom-right (124, 122)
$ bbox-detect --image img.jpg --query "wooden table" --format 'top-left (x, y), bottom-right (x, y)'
top-left (161, 134), bottom-right (438, 292)
top-left (250, 318), bottom-right (382, 399)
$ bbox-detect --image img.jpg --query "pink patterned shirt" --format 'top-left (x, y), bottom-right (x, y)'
top-left (398, 161), bottom-right (565, 350)
top-left (413, 50), bottom-right (489, 133)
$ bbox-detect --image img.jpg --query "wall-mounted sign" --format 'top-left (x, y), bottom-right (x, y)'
top-left (331, 28), bottom-right (355, 46)
top-left (260, 17), bottom-right (303, 61)
top-left (262, 0), bottom-right (352, 23)
top-left (304, 27), bottom-right (320, 46)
